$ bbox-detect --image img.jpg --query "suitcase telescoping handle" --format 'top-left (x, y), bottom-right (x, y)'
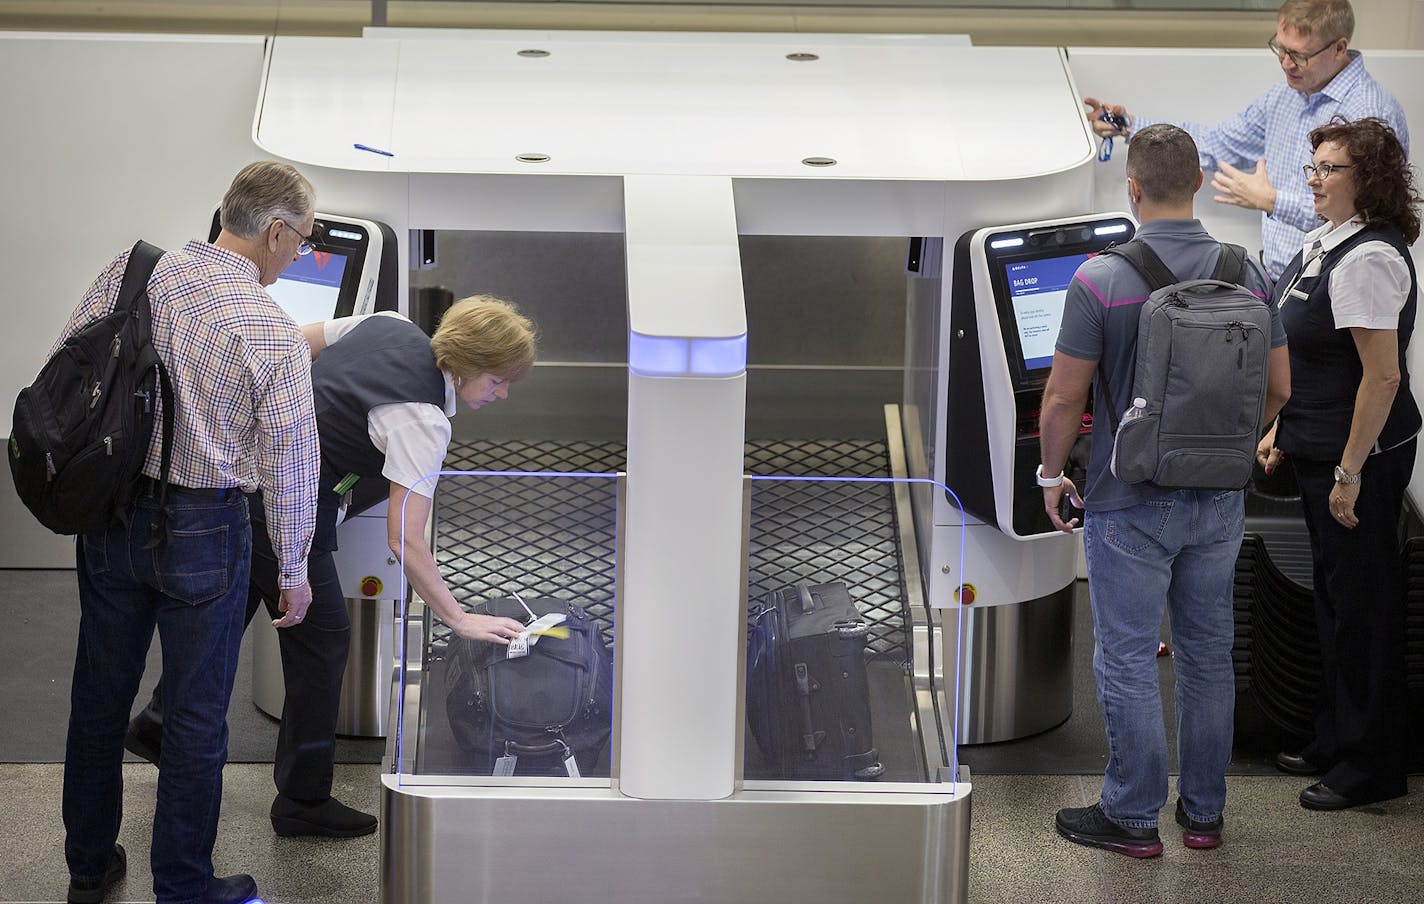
top-left (794, 662), bottom-right (826, 756)
top-left (794, 584), bottom-right (816, 614)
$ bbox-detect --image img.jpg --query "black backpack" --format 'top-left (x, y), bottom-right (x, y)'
top-left (444, 596), bottom-right (614, 777)
top-left (8, 241), bottom-right (173, 535)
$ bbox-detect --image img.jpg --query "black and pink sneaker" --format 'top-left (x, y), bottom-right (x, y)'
top-left (1055, 804), bottom-right (1163, 858)
top-left (1175, 798), bottom-right (1224, 849)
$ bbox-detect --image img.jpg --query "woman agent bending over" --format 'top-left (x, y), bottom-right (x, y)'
top-left (1259, 116), bottom-right (1422, 810)
top-left (128, 296), bottom-right (536, 837)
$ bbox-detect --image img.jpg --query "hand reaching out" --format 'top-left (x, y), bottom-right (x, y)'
top-left (1212, 158), bottom-right (1277, 214)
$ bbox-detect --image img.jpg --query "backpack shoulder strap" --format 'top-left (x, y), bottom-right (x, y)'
top-left (116, 241), bottom-right (165, 315)
top-left (1209, 242), bottom-right (1249, 285)
top-left (115, 240), bottom-right (175, 548)
top-left (1100, 238), bottom-right (1179, 292)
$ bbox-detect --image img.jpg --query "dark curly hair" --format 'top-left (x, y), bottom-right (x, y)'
top-left (1309, 116), bottom-right (1422, 244)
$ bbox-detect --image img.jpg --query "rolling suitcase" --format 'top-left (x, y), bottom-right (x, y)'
top-left (444, 596), bottom-right (613, 777)
top-left (745, 582), bottom-right (885, 780)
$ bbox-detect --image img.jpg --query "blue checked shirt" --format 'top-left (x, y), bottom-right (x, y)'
top-left (1134, 52), bottom-right (1409, 279)
top-left (55, 241), bottom-right (320, 589)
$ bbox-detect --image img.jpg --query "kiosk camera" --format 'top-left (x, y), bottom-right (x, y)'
top-left (905, 213), bottom-right (1134, 744)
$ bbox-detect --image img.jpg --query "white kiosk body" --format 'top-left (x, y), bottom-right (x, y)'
top-left (905, 214), bottom-right (1134, 744)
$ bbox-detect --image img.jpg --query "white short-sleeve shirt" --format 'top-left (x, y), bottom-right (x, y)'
top-left (322, 311), bottom-right (457, 499)
top-left (1298, 219), bottom-right (1412, 330)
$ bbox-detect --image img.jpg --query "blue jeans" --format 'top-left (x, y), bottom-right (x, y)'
top-left (64, 490), bottom-right (250, 904)
top-left (1083, 489), bottom-right (1243, 828)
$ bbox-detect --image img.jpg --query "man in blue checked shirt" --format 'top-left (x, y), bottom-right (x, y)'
top-left (1084, 0), bottom-right (1408, 279)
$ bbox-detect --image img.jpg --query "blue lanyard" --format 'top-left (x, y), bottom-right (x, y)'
top-left (1097, 111), bottom-right (1129, 162)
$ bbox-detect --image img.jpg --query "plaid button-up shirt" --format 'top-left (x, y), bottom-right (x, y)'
top-left (54, 240), bottom-right (319, 588)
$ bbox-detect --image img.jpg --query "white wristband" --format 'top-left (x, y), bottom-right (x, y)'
top-left (1035, 464), bottom-right (1065, 488)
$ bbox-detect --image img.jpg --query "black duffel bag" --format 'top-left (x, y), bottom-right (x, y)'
top-left (444, 596), bottom-right (613, 777)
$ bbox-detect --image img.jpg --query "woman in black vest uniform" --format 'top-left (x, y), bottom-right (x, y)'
top-left (126, 296), bottom-right (537, 837)
top-left (1258, 116), bottom-right (1422, 810)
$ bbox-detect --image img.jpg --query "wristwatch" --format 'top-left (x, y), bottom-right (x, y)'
top-left (1036, 464), bottom-right (1066, 488)
top-left (1333, 465), bottom-right (1361, 485)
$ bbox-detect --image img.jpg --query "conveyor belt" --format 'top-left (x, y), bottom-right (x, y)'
top-left (429, 439), bottom-right (912, 664)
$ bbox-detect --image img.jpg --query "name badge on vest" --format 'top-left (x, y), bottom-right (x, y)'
top-left (331, 472), bottom-right (360, 522)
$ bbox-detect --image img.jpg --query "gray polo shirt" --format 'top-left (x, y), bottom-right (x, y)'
top-left (1054, 219), bottom-right (1283, 512)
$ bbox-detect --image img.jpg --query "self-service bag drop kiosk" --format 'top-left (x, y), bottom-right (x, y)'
top-left (214, 211), bottom-right (406, 737)
top-left (905, 213), bottom-right (1135, 744)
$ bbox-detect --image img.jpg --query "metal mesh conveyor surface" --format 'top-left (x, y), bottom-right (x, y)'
top-left (429, 439), bottom-right (912, 664)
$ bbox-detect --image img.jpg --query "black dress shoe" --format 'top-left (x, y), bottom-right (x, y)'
top-left (271, 793), bottom-right (377, 838)
top-left (199, 873), bottom-right (258, 904)
top-left (1275, 751), bottom-right (1321, 776)
top-left (67, 843), bottom-right (126, 903)
top-left (1299, 781), bottom-right (1357, 811)
top-left (123, 723), bottom-right (161, 766)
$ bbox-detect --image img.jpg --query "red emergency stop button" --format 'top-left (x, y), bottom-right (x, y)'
top-left (360, 576), bottom-right (382, 597)
top-left (956, 584), bottom-right (977, 606)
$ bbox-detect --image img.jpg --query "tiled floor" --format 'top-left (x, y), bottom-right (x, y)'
top-left (2, 763), bottom-right (1420, 903)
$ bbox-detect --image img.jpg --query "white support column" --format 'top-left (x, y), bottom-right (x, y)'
top-left (618, 175), bottom-right (747, 800)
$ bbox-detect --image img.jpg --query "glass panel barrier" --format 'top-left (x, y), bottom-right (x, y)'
top-left (743, 473), bottom-right (967, 788)
top-left (388, 465), bottom-right (969, 795)
top-left (392, 468), bottom-right (622, 785)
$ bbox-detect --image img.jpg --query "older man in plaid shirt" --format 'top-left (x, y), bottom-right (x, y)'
top-left (58, 162), bottom-right (320, 904)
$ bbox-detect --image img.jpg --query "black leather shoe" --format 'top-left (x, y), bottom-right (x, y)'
top-left (199, 873), bottom-right (258, 904)
top-left (1275, 751), bottom-right (1321, 776)
top-left (1299, 781), bottom-right (1357, 811)
top-left (123, 722), bottom-right (161, 766)
top-left (271, 793), bottom-right (377, 838)
top-left (67, 843), bottom-right (126, 903)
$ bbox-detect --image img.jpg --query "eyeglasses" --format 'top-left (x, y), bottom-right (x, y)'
top-left (278, 220), bottom-right (318, 256)
top-left (1267, 36), bottom-right (1336, 68)
top-left (1302, 162), bottom-right (1353, 180)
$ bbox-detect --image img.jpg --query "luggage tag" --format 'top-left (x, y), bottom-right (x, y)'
top-left (503, 613), bottom-right (567, 660)
top-left (523, 612), bottom-right (568, 647)
top-left (505, 635), bottom-right (530, 659)
top-left (563, 750), bottom-right (582, 778)
top-left (493, 752), bottom-right (518, 776)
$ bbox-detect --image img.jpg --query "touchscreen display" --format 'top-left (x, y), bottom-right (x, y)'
top-left (1004, 253), bottom-right (1090, 373)
top-left (267, 250), bottom-right (350, 325)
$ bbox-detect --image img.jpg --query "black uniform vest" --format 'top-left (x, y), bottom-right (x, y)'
top-left (1273, 224), bottom-right (1421, 461)
top-left (308, 315), bottom-right (446, 550)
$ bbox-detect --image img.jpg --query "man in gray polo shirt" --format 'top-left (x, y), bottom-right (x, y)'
top-left (1036, 124), bottom-right (1290, 856)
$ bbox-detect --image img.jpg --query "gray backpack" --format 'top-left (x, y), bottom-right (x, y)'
top-left (1102, 240), bottom-right (1271, 490)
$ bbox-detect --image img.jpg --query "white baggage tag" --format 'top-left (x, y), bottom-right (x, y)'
top-left (505, 634), bottom-right (529, 659)
top-left (523, 612), bottom-right (568, 647)
top-left (493, 755), bottom-right (518, 776)
top-left (563, 751), bottom-right (582, 778)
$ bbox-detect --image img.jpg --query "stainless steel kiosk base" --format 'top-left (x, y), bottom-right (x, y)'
top-left (252, 595), bottom-right (396, 737)
top-left (938, 588), bottom-right (1075, 745)
top-left (379, 778), bottom-right (972, 903)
